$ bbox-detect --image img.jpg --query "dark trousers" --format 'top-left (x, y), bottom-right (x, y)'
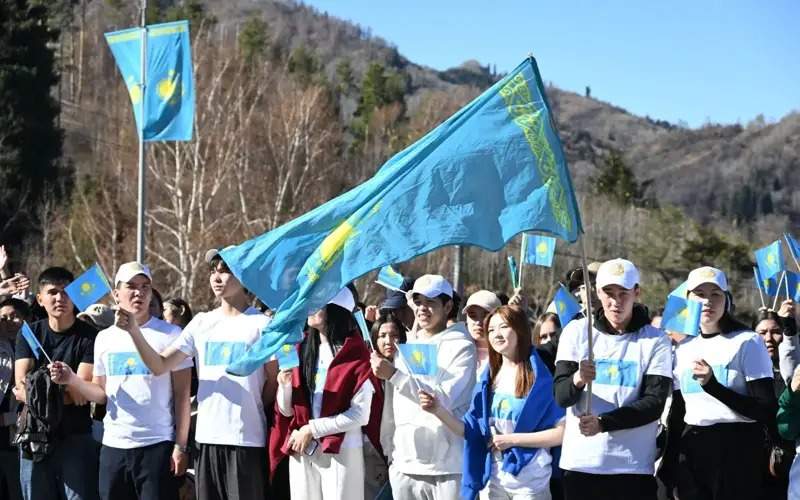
top-left (194, 443), bottom-right (267, 500)
top-left (99, 441), bottom-right (178, 500)
top-left (563, 470), bottom-right (656, 500)
top-left (676, 422), bottom-right (764, 500)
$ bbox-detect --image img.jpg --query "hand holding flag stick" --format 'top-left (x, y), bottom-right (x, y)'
top-left (579, 235), bottom-right (595, 415)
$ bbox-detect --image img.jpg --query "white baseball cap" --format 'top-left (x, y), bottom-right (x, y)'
top-left (115, 262), bottom-right (152, 285)
top-left (328, 287), bottom-right (356, 312)
top-left (405, 274), bottom-right (454, 302)
top-left (205, 245), bottom-right (236, 264)
top-left (462, 290), bottom-right (501, 315)
top-left (687, 266), bottom-right (728, 292)
top-left (595, 259), bottom-right (640, 290)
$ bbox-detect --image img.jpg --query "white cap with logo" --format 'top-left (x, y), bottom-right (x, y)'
top-left (328, 287), bottom-right (356, 312)
top-left (687, 266), bottom-right (728, 292)
top-left (595, 258), bottom-right (640, 290)
top-left (115, 262), bottom-right (152, 285)
top-left (405, 274), bottom-right (454, 302)
top-left (462, 290), bottom-right (501, 315)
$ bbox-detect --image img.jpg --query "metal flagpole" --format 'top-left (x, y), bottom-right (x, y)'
top-left (579, 234), bottom-right (594, 415)
top-left (136, 0), bottom-right (148, 263)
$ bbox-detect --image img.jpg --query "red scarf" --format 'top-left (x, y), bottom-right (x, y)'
top-left (268, 336), bottom-right (384, 478)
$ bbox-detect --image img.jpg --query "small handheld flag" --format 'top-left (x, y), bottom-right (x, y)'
top-left (524, 234), bottom-right (556, 267)
top-left (20, 322), bottom-right (53, 364)
top-left (553, 285), bottom-right (581, 327)
top-left (375, 265), bottom-right (406, 292)
top-left (668, 281), bottom-right (688, 298)
top-left (754, 266), bottom-right (780, 298)
top-left (507, 256), bottom-right (519, 289)
top-left (276, 344), bottom-right (300, 371)
top-left (755, 240), bottom-right (786, 280)
top-left (65, 263), bottom-right (112, 312)
top-left (785, 271), bottom-right (800, 302)
top-left (353, 309), bottom-right (373, 349)
top-left (397, 343), bottom-right (438, 376)
top-left (785, 234), bottom-right (800, 271)
top-left (662, 295), bottom-right (702, 336)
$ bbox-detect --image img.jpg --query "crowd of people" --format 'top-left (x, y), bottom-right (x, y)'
top-left (0, 243), bottom-right (798, 500)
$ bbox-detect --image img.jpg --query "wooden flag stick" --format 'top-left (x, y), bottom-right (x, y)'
top-left (753, 268), bottom-right (766, 309)
top-left (773, 271), bottom-right (787, 311)
top-left (579, 234), bottom-right (594, 415)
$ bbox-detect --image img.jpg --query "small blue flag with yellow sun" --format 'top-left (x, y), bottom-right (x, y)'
top-left (275, 343), bottom-right (300, 371)
top-left (375, 265), bottom-right (406, 292)
top-left (754, 266), bottom-right (780, 297)
top-left (20, 322), bottom-right (51, 363)
top-left (65, 263), bottom-right (112, 312)
top-left (783, 271), bottom-right (800, 302)
top-left (755, 240), bottom-right (786, 280)
top-left (524, 234), bottom-right (556, 267)
top-left (397, 343), bottom-right (438, 376)
top-left (353, 309), bottom-right (374, 348)
top-left (105, 20), bottom-right (194, 141)
top-left (552, 285), bottom-right (581, 327)
top-left (662, 295), bottom-right (702, 336)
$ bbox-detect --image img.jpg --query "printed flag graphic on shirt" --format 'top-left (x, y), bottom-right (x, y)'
top-left (108, 352), bottom-right (151, 376)
top-left (20, 322), bottom-right (44, 361)
top-left (375, 265), bottom-right (406, 291)
top-left (397, 343), bottom-right (438, 376)
top-left (755, 240), bottom-right (786, 280)
top-left (681, 365), bottom-right (728, 394)
top-left (105, 20), bottom-right (194, 141)
top-left (220, 57), bottom-right (583, 375)
top-left (594, 359), bottom-right (639, 387)
top-left (492, 393), bottom-right (527, 422)
top-left (524, 234), bottom-right (556, 267)
top-left (552, 285), bottom-right (581, 327)
top-left (205, 342), bottom-right (248, 366)
top-left (65, 263), bottom-right (112, 312)
top-left (662, 295), bottom-right (702, 336)
top-left (275, 344), bottom-right (300, 371)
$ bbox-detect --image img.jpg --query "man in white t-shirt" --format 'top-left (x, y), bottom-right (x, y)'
top-left (50, 262), bottom-right (192, 499)
top-left (112, 248), bottom-right (277, 500)
top-left (554, 259), bottom-right (672, 500)
top-left (371, 274), bottom-right (477, 500)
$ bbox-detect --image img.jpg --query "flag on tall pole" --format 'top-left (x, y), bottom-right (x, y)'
top-left (220, 57), bottom-right (583, 376)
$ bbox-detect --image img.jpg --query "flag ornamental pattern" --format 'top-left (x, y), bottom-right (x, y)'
top-left (219, 57), bottom-right (582, 375)
top-left (105, 20), bottom-right (194, 141)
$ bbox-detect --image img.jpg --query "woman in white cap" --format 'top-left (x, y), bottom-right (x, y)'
top-left (271, 286), bottom-right (383, 500)
top-left (661, 266), bottom-right (776, 500)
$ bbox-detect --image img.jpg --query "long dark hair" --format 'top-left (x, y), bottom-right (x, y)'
top-left (300, 303), bottom-right (356, 400)
top-left (370, 311), bottom-right (408, 359)
top-left (486, 305), bottom-right (534, 398)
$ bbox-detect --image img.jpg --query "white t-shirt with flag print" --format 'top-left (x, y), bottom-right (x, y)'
top-left (94, 317), bottom-right (193, 449)
top-left (171, 307), bottom-right (269, 447)
top-left (673, 330), bottom-right (773, 426)
top-left (555, 318), bottom-right (672, 475)
top-left (488, 365), bottom-right (559, 495)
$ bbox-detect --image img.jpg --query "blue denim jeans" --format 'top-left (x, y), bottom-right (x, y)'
top-left (19, 432), bottom-right (99, 500)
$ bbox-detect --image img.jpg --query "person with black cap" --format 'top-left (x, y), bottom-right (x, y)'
top-left (113, 248), bottom-right (276, 500)
top-left (661, 266), bottom-right (776, 500)
top-left (379, 277), bottom-right (415, 332)
top-left (554, 259), bottom-right (672, 500)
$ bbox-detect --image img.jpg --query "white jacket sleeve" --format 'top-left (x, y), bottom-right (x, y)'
top-left (308, 381), bottom-right (375, 439)
top-left (780, 334), bottom-right (800, 383)
top-left (277, 382), bottom-right (294, 417)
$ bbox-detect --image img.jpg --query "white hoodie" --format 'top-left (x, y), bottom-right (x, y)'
top-left (387, 322), bottom-right (477, 476)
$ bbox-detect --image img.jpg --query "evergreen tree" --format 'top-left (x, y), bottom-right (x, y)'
top-left (287, 45), bottom-right (319, 86)
top-left (0, 0), bottom-right (65, 245)
top-left (593, 151), bottom-right (642, 206)
top-left (239, 17), bottom-right (269, 64)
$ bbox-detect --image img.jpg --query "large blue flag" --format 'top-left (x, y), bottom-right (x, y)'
top-left (221, 57), bottom-right (582, 375)
top-left (105, 20), bottom-right (194, 141)
top-left (755, 240), bottom-right (786, 280)
top-left (65, 263), bottom-right (112, 312)
top-left (524, 233), bottom-right (556, 267)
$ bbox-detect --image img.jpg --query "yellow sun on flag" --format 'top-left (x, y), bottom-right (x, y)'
top-left (282, 345), bottom-right (292, 353)
top-left (767, 253), bottom-right (776, 265)
top-left (412, 350), bottom-right (425, 366)
top-left (222, 346), bottom-right (231, 358)
top-left (537, 242), bottom-right (548, 255)
top-left (558, 301), bottom-right (565, 313)
top-left (607, 365), bottom-right (619, 378)
top-left (679, 308), bottom-right (689, 318)
top-left (80, 282), bottom-right (94, 295)
top-left (157, 70), bottom-right (179, 104)
top-left (126, 357), bottom-right (136, 366)
top-left (499, 399), bottom-right (511, 411)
